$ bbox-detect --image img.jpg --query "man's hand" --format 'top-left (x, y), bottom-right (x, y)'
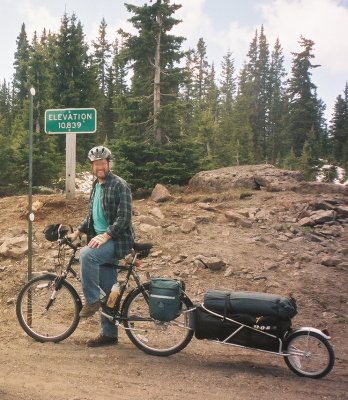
top-left (88, 233), bottom-right (111, 248)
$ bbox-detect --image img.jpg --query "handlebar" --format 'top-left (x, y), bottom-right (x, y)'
top-left (60, 236), bottom-right (80, 252)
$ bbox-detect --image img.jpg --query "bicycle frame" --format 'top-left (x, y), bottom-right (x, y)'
top-left (56, 237), bottom-right (152, 327)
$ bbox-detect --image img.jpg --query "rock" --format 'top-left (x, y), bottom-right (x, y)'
top-left (164, 225), bottom-right (179, 233)
top-left (321, 256), bottom-right (342, 267)
top-left (150, 250), bottom-right (163, 257)
top-left (195, 215), bottom-right (213, 224)
top-left (254, 275), bottom-right (267, 281)
top-left (137, 223), bottom-right (162, 237)
top-left (263, 261), bottom-right (280, 270)
top-left (298, 217), bottom-right (313, 226)
top-left (335, 205), bottom-right (348, 218)
top-left (151, 184), bottom-right (172, 203)
top-left (194, 256), bottom-right (226, 271)
top-left (189, 164), bottom-right (304, 193)
top-left (298, 210), bottom-right (337, 226)
top-left (223, 211), bottom-right (252, 228)
top-left (0, 235), bottom-right (28, 258)
top-left (149, 207), bottom-right (165, 220)
top-left (310, 210), bottom-right (337, 224)
top-left (193, 259), bottom-right (206, 269)
top-left (339, 247), bottom-right (348, 255)
top-left (138, 215), bottom-right (160, 227)
top-left (305, 233), bottom-right (324, 243)
top-left (224, 266), bottom-right (234, 277)
top-left (197, 202), bottom-right (217, 211)
top-left (180, 220), bottom-right (196, 233)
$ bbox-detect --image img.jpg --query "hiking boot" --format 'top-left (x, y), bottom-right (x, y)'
top-left (87, 334), bottom-right (118, 348)
top-left (79, 301), bottom-right (101, 318)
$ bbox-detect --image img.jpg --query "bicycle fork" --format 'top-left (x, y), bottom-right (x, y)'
top-left (45, 274), bottom-right (67, 311)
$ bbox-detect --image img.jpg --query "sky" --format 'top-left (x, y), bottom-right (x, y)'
top-left (1, 0), bottom-right (347, 122)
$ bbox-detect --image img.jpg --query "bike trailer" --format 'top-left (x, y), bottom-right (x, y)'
top-left (149, 278), bottom-right (183, 321)
top-left (193, 305), bottom-right (291, 351)
top-left (203, 290), bottom-right (297, 319)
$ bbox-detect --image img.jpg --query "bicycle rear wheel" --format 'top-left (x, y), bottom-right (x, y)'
top-left (123, 283), bottom-right (194, 356)
top-left (16, 274), bottom-right (82, 342)
top-left (284, 330), bottom-right (335, 378)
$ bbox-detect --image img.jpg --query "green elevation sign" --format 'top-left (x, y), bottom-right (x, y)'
top-left (45, 108), bottom-right (97, 134)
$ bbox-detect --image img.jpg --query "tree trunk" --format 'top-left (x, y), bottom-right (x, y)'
top-left (154, 12), bottom-right (162, 143)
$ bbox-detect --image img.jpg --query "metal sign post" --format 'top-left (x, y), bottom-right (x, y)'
top-left (27, 87), bottom-right (35, 327)
top-left (28, 87), bottom-right (35, 281)
top-left (44, 108), bottom-right (97, 199)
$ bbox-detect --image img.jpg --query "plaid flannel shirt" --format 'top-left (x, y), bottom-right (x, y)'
top-left (79, 172), bottom-right (134, 259)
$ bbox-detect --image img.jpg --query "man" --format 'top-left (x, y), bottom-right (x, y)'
top-left (70, 145), bottom-right (134, 347)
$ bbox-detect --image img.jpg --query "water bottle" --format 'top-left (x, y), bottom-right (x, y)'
top-left (106, 282), bottom-right (120, 308)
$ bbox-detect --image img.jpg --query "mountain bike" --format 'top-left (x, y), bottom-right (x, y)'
top-left (16, 236), bottom-right (194, 356)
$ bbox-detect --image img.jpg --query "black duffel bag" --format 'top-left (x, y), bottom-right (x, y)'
top-left (203, 290), bottom-right (297, 319)
top-left (194, 306), bottom-right (290, 351)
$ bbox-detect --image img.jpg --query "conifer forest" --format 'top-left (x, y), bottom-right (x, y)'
top-left (0, 0), bottom-right (347, 194)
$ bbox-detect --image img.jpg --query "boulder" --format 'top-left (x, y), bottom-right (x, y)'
top-left (151, 184), bottom-right (172, 203)
top-left (189, 164), bottom-right (304, 193)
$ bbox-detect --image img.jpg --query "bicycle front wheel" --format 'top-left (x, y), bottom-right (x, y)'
top-left (123, 283), bottom-right (194, 356)
top-left (16, 275), bottom-right (82, 342)
top-left (284, 330), bottom-right (335, 378)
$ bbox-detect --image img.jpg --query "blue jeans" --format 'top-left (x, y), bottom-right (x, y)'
top-left (80, 240), bottom-right (117, 338)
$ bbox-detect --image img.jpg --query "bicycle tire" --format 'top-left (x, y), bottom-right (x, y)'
top-left (284, 330), bottom-right (335, 378)
top-left (16, 274), bottom-right (82, 342)
top-left (122, 283), bottom-right (194, 356)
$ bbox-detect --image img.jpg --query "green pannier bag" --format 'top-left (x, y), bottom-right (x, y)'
top-left (149, 278), bottom-right (182, 321)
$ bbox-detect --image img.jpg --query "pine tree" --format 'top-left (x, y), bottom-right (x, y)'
top-left (109, 36), bottom-right (130, 141)
top-left (300, 132), bottom-right (319, 180)
top-left (268, 38), bottom-right (287, 164)
top-left (92, 18), bottom-right (111, 96)
top-left (214, 51), bottom-right (236, 166)
top-left (53, 12), bottom-right (99, 160)
top-left (183, 38), bottom-right (215, 163)
top-left (236, 27), bottom-right (271, 162)
top-left (91, 18), bottom-right (113, 142)
top-left (123, 0), bottom-right (185, 143)
top-left (12, 23), bottom-right (30, 108)
top-left (22, 30), bottom-right (62, 187)
top-left (286, 36), bottom-right (323, 157)
top-left (256, 25), bottom-right (271, 161)
top-left (330, 83), bottom-right (348, 165)
top-left (220, 50), bottom-right (236, 115)
top-left (192, 38), bottom-right (210, 105)
top-left (0, 80), bottom-right (12, 137)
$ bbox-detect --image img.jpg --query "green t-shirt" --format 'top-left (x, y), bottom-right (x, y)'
top-left (92, 183), bottom-right (108, 234)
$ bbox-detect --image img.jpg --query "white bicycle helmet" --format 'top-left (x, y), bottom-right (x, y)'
top-left (88, 146), bottom-right (112, 162)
